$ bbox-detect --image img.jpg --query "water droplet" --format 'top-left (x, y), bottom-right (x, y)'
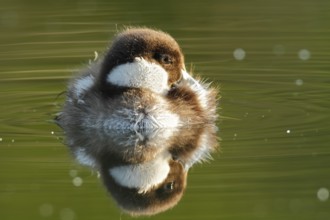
top-left (233, 48), bottom-right (246, 60)
top-left (69, 169), bottom-right (78, 177)
top-left (317, 187), bottom-right (329, 202)
top-left (39, 203), bottom-right (54, 217)
top-left (286, 130), bottom-right (291, 134)
top-left (295, 79), bottom-right (303, 86)
top-left (72, 177), bottom-right (83, 187)
top-left (51, 131), bottom-right (55, 135)
top-left (298, 49), bottom-right (311, 60)
top-left (60, 208), bottom-right (76, 220)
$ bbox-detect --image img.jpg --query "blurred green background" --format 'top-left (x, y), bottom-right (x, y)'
top-left (0, 0), bottom-right (329, 219)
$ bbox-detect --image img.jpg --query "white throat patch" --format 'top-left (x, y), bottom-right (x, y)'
top-left (106, 57), bottom-right (169, 94)
top-left (109, 152), bottom-right (171, 194)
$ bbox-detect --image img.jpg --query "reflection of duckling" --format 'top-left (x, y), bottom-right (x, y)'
top-left (69, 126), bottom-right (217, 216)
top-left (57, 28), bottom-right (218, 134)
top-left (69, 128), bottom-right (188, 216)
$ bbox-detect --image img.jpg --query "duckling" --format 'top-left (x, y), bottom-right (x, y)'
top-left (56, 27), bottom-right (219, 216)
top-left (57, 27), bottom-right (218, 134)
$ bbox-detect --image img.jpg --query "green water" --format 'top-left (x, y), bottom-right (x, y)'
top-left (1, 0), bottom-right (329, 219)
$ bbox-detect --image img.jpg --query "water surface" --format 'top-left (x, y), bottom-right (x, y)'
top-left (1, 0), bottom-right (329, 219)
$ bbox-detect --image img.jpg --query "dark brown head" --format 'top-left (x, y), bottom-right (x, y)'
top-left (98, 28), bottom-right (185, 95)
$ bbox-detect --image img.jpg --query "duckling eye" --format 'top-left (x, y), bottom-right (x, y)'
top-left (170, 83), bottom-right (177, 90)
top-left (163, 181), bottom-right (175, 192)
top-left (154, 53), bottom-right (173, 65)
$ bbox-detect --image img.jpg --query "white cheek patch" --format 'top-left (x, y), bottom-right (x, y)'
top-left (106, 57), bottom-right (169, 94)
top-left (72, 74), bottom-right (95, 98)
top-left (109, 153), bottom-right (170, 193)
